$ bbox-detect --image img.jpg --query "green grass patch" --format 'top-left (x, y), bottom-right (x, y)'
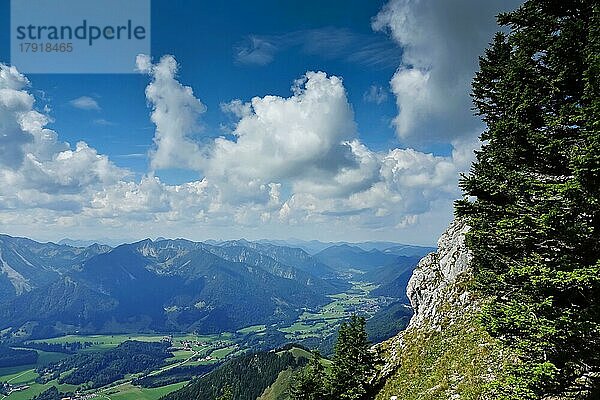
top-left (258, 368), bottom-right (295, 400)
top-left (35, 350), bottom-right (70, 366)
top-left (287, 347), bottom-right (313, 360)
top-left (168, 350), bottom-right (195, 362)
top-left (279, 321), bottom-right (328, 335)
top-left (0, 365), bottom-right (36, 380)
top-left (236, 324), bottom-right (267, 334)
top-left (209, 346), bottom-right (237, 359)
top-left (0, 369), bottom-right (79, 400)
top-left (102, 381), bottom-right (187, 400)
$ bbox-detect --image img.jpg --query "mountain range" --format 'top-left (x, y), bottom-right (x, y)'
top-left (252, 239), bottom-right (435, 256)
top-left (0, 234), bottom-right (433, 340)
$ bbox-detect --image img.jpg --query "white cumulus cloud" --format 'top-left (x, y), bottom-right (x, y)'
top-left (0, 66), bottom-right (34, 169)
top-left (211, 71), bottom-right (357, 183)
top-left (136, 55), bottom-right (474, 240)
top-left (136, 54), bottom-right (207, 171)
top-left (0, 64), bottom-right (128, 213)
top-left (373, 0), bottom-right (522, 142)
top-left (0, 52), bottom-right (479, 244)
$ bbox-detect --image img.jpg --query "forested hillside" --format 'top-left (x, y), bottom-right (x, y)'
top-left (36, 341), bottom-right (172, 388)
top-left (163, 347), bottom-right (309, 400)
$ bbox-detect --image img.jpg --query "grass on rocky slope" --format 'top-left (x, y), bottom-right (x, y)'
top-left (374, 310), bottom-right (517, 400)
top-left (258, 368), bottom-right (297, 400)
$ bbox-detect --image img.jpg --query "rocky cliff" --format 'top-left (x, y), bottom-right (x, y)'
top-left (405, 220), bottom-right (472, 331)
top-left (373, 220), bottom-right (515, 400)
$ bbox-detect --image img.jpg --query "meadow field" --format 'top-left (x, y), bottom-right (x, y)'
top-left (1, 281), bottom-right (385, 400)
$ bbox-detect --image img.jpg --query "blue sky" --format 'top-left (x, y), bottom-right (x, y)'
top-left (0, 0), bottom-right (522, 245)
top-left (1, 0), bottom-right (407, 179)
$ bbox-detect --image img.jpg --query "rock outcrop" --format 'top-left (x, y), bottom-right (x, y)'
top-left (405, 220), bottom-right (472, 330)
top-left (374, 219), bottom-right (474, 379)
top-left (372, 220), bottom-right (511, 400)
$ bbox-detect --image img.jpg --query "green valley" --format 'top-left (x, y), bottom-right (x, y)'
top-left (0, 279), bottom-right (408, 400)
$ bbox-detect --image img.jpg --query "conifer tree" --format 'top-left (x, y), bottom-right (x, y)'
top-left (457, 0), bottom-right (600, 398)
top-left (216, 385), bottom-right (233, 400)
top-left (289, 351), bottom-right (327, 400)
top-left (328, 315), bottom-right (375, 400)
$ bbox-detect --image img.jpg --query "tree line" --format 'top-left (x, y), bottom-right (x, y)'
top-left (0, 345), bottom-right (38, 368)
top-left (25, 341), bottom-right (93, 354)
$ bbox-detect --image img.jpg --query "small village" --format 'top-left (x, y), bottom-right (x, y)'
top-left (0, 382), bottom-right (30, 396)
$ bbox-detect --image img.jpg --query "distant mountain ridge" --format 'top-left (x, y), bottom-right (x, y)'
top-left (363, 256), bottom-right (420, 302)
top-left (0, 234), bottom-right (111, 299)
top-left (58, 237), bottom-right (130, 247)
top-left (256, 238), bottom-right (435, 256)
top-left (314, 245), bottom-right (402, 272)
top-left (0, 234), bottom-right (354, 339)
top-left (0, 233), bottom-right (424, 341)
top-left (219, 240), bottom-right (338, 278)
